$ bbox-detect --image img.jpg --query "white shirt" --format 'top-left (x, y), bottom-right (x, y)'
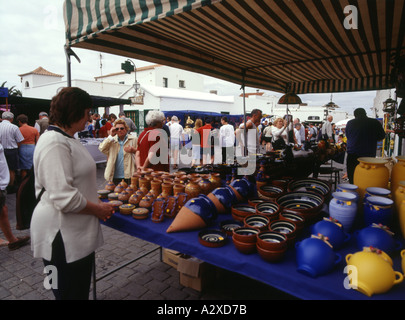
top-left (294, 128), bottom-right (302, 146)
top-left (31, 128), bottom-right (103, 263)
top-left (169, 122), bottom-right (183, 140)
top-left (0, 144), bottom-right (10, 190)
top-left (0, 119), bottom-right (24, 149)
top-left (219, 124), bottom-right (235, 147)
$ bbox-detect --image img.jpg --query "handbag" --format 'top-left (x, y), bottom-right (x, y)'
top-left (272, 137), bottom-right (286, 150)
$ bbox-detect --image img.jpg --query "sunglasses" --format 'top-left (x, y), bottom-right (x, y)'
top-left (115, 127), bottom-right (126, 131)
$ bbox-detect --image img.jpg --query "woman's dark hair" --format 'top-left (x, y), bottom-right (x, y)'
top-left (49, 87), bottom-right (92, 128)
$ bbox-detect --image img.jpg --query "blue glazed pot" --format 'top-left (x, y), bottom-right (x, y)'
top-left (336, 183), bottom-right (359, 202)
top-left (364, 196), bottom-right (394, 227)
top-left (230, 178), bottom-right (252, 200)
top-left (355, 224), bottom-right (402, 255)
top-left (296, 235), bottom-right (341, 278)
top-left (329, 192), bottom-right (358, 232)
top-left (211, 186), bottom-right (238, 211)
top-left (184, 194), bottom-right (218, 225)
top-left (364, 187), bottom-right (391, 202)
top-left (310, 217), bottom-right (350, 250)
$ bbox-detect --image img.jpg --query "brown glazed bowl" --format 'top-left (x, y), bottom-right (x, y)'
top-left (255, 201), bottom-right (281, 221)
top-left (231, 204), bottom-right (257, 221)
top-left (232, 237), bottom-right (257, 254)
top-left (256, 243), bottom-right (286, 263)
top-left (279, 210), bottom-right (306, 232)
top-left (248, 198), bottom-right (265, 207)
top-left (269, 220), bottom-right (297, 247)
top-left (256, 231), bottom-right (288, 251)
top-left (232, 227), bottom-right (260, 244)
top-left (220, 219), bottom-right (243, 236)
top-left (198, 229), bottom-right (228, 248)
top-left (244, 214), bottom-right (270, 231)
top-left (258, 184), bottom-right (285, 200)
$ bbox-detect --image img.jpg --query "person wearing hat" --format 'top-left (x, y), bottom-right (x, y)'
top-left (169, 116), bottom-right (183, 169)
top-left (345, 108), bottom-right (386, 183)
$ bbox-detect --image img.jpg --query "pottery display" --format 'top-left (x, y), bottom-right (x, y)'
top-left (164, 196), bottom-right (178, 218)
top-left (394, 181), bottom-right (405, 217)
top-left (139, 196), bottom-right (153, 210)
top-left (355, 224), bottom-right (402, 255)
top-left (287, 178), bottom-right (331, 198)
top-left (166, 194), bottom-right (218, 233)
top-left (199, 229), bottom-right (228, 248)
top-left (104, 181), bottom-right (116, 192)
top-left (269, 220), bottom-right (297, 247)
top-left (173, 183), bottom-right (185, 195)
top-left (279, 210), bottom-right (305, 233)
top-left (296, 234), bottom-right (341, 278)
top-left (258, 184), bottom-right (285, 200)
top-left (310, 217), bottom-right (350, 249)
top-left (118, 190), bottom-right (131, 203)
top-left (150, 180), bottom-right (162, 197)
top-left (232, 236), bottom-right (257, 254)
top-left (209, 173), bottom-right (222, 189)
top-left (256, 242), bottom-right (287, 262)
top-left (244, 214), bottom-right (270, 231)
top-left (198, 178), bottom-right (213, 195)
top-left (336, 183), bottom-right (359, 202)
top-left (364, 196), bottom-right (394, 227)
top-left (109, 200), bottom-right (123, 212)
top-left (138, 177), bottom-right (151, 194)
top-left (248, 198), bottom-right (265, 207)
top-left (232, 227), bottom-right (259, 243)
top-left (132, 207), bottom-right (149, 220)
top-left (175, 193), bottom-right (188, 216)
top-left (328, 192), bottom-right (358, 232)
top-left (161, 183), bottom-right (173, 198)
top-left (276, 191), bottom-right (324, 222)
top-left (108, 192), bottom-right (120, 201)
top-left (353, 157), bottom-right (389, 201)
top-left (230, 178), bottom-right (253, 201)
top-left (391, 155), bottom-right (405, 193)
top-left (119, 204), bottom-right (135, 215)
top-left (345, 247), bottom-right (403, 297)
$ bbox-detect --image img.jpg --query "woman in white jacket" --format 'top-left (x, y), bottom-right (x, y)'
top-left (98, 119), bottom-right (137, 185)
top-left (31, 87), bottom-right (114, 300)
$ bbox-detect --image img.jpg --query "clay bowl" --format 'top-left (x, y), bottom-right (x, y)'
top-left (231, 204), bottom-right (257, 221)
top-left (269, 220), bottom-right (297, 247)
top-left (257, 231), bottom-right (288, 251)
top-left (258, 184), bottom-right (285, 200)
top-left (279, 210), bottom-right (306, 232)
top-left (255, 201), bottom-right (281, 220)
top-left (109, 200), bottom-right (123, 212)
top-left (198, 229), bottom-right (228, 248)
top-left (276, 191), bottom-right (324, 222)
top-left (287, 178), bottom-right (331, 199)
top-left (232, 237), bottom-right (257, 254)
top-left (119, 204), bottom-right (135, 215)
top-left (132, 207), bottom-right (149, 220)
top-left (97, 189), bottom-right (110, 199)
top-left (220, 219), bottom-right (243, 236)
top-left (244, 214), bottom-right (270, 231)
top-left (232, 227), bottom-right (260, 244)
top-left (248, 198), bottom-right (265, 207)
top-left (256, 243), bottom-right (287, 262)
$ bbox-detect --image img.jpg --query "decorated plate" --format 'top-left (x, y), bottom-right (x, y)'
top-left (198, 229), bottom-right (228, 248)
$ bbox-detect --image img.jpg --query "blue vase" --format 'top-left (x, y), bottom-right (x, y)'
top-left (310, 217), bottom-right (350, 250)
top-left (296, 235), bottom-right (341, 278)
top-left (364, 187), bottom-right (391, 202)
top-left (230, 178), bottom-right (252, 199)
top-left (329, 192), bottom-right (358, 232)
top-left (364, 196), bottom-right (394, 227)
top-left (355, 224), bottom-right (402, 255)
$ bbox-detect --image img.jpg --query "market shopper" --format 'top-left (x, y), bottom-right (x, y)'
top-left (119, 112), bottom-right (137, 133)
top-left (345, 107), bottom-right (386, 184)
top-left (0, 142), bottom-right (30, 250)
top-left (169, 116), bottom-right (183, 169)
top-left (30, 87), bottom-right (115, 300)
top-left (238, 109), bottom-right (262, 154)
top-left (0, 111), bottom-right (24, 192)
top-left (191, 119), bottom-right (202, 166)
top-left (34, 111), bottom-right (49, 135)
top-left (321, 115), bottom-right (334, 142)
top-left (219, 116), bottom-right (235, 163)
top-left (197, 118), bottom-right (213, 165)
top-left (136, 110), bottom-right (169, 172)
top-left (271, 117), bottom-right (288, 147)
top-left (99, 119), bottom-right (138, 185)
top-left (17, 114), bottom-right (39, 179)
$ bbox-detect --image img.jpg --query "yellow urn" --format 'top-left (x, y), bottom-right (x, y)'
top-left (354, 157), bottom-right (389, 201)
top-left (345, 247), bottom-right (403, 297)
top-left (394, 181), bottom-right (405, 215)
top-left (391, 156), bottom-right (405, 194)
top-left (399, 199), bottom-right (405, 239)
top-left (401, 250), bottom-right (405, 275)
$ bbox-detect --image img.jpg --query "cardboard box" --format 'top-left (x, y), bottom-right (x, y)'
top-left (177, 254), bottom-right (215, 291)
top-left (162, 248), bottom-right (181, 269)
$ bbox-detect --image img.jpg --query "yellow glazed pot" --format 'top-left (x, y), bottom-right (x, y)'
top-left (391, 156), bottom-right (405, 194)
top-left (354, 157), bottom-right (389, 201)
top-left (394, 181), bottom-right (405, 216)
top-left (345, 247), bottom-right (403, 297)
top-left (401, 250), bottom-right (405, 274)
top-left (399, 198), bottom-right (405, 239)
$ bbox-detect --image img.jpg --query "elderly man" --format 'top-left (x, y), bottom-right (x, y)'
top-left (169, 116), bottom-right (184, 169)
top-left (0, 111), bottom-right (24, 192)
top-left (321, 115), bottom-right (334, 142)
top-left (34, 111), bottom-right (49, 135)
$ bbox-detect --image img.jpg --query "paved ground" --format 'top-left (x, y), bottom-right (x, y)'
top-left (0, 162), bottom-right (310, 301)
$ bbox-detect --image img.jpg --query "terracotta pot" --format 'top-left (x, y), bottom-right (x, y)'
top-left (257, 231), bottom-right (288, 251)
top-left (175, 192), bottom-right (188, 215)
top-left (232, 227), bottom-right (259, 243)
top-left (173, 183), bottom-right (185, 195)
top-left (185, 179), bottom-right (202, 199)
top-left (198, 178), bottom-right (213, 195)
top-left (151, 198), bottom-right (165, 223)
top-left (131, 173), bottom-right (142, 189)
top-left (118, 190), bottom-right (131, 203)
top-left (209, 173), bottom-right (222, 189)
top-left (105, 181), bottom-right (116, 192)
top-left (161, 183), bottom-right (173, 198)
top-left (232, 237), bottom-right (257, 254)
top-left (150, 180), bottom-right (162, 197)
top-left (114, 184), bottom-right (124, 193)
top-left (138, 177), bottom-right (150, 194)
top-left (119, 179), bottom-right (128, 189)
top-left (164, 195), bottom-right (178, 218)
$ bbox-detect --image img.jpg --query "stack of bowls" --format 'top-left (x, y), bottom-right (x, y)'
top-left (256, 231), bottom-right (288, 262)
top-left (258, 184), bottom-right (285, 200)
top-left (231, 204), bottom-right (257, 221)
top-left (269, 220), bottom-right (297, 247)
top-left (255, 201), bottom-right (281, 221)
top-left (232, 227), bottom-right (259, 254)
top-left (244, 214), bottom-right (270, 231)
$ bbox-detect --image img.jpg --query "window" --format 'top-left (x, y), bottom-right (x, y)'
top-left (119, 81), bottom-right (125, 84)
top-left (308, 116), bottom-right (320, 120)
top-left (179, 80), bottom-right (185, 88)
top-left (25, 81), bottom-right (29, 88)
top-left (163, 77), bottom-right (168, 88)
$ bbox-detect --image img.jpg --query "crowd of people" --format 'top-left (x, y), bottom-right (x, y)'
top-left (0, 83), bottom-right (386, 300)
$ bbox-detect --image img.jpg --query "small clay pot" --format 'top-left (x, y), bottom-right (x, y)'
top-left (233, 237), bottom-right (257, 254)
top-left (244, 214), bottom-right (270, 231)
top-left (257, 231), bottom-right (288, 251)
top-left (232, 227), bottom-right (259, 244)
top-left (256, 243), bottom-right (287, 262)
top-left (104, 181), bottom-right (116, 192)
top-left (185, 179), bottom-right (202, 199)
top-left (161, 183), bottom-right (173, 197)
top-left (173, 183), bottom-right (185, 195)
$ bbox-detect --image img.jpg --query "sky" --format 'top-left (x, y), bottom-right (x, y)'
top-left (0, 1), bottom-right (382, 116)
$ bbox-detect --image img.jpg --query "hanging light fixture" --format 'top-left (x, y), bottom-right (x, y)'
top-left (278, 92), bottom-right (302, 105)
top-left (323, 93), bottom-right (339, 110)
top-left (382, 90), bottom-right (397, 114)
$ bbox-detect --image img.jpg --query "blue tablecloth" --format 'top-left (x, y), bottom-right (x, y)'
top-left (102, 209), bottom-right (405, 300)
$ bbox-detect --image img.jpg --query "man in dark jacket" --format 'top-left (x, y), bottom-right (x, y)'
top-left (345, 108), bottom-right (386, 183)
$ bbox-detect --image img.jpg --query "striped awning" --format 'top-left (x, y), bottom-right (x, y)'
top-left (64, 0), bottom-right (405, 94)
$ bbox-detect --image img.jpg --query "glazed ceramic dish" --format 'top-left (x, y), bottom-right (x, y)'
top-left (287, 178), bottom-right (331, 197)
top-left (232, 227), bottom-right (259, 243)
top-left (276, 191), bottom-right (324, 213)
top-left (244, 214), bottom-right (270, 231)
top-left (220, 219), bottom-right (243, 236)
top-left (97, 189), bottom-right (110, 199)
top-left (257, 231), bottom-right (287, 251)
top-left (258, 184), bottom-right (285, 199)
top-left (119, 204), bottom-right (135, 215)
top-left (132, 207), bottom-right (149, 220)
top-left (198, 229), bottom-right (227, 248)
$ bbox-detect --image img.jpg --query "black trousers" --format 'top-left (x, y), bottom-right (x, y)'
top-left (43, 232), bottom-right (94, 300)
top-left (346, 153), bottom-right (360, 184)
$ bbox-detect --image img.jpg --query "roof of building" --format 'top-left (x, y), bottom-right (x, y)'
top-left (94, 64), bottom-right (163, 80)
top-left (18, 67), bottom-right (64, 78)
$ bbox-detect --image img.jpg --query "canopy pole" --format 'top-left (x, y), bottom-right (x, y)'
top-left (64, 45), bottom-right (81, 87)
top-left (241, 69), bottom-right (247, 157)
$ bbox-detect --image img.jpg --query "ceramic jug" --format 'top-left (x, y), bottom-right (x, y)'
top-left (399, 199), bottom-right (405, 238)
top-left (401, 250), bottom-right (405, 274)
top-left (364, 196), bottom-right (394, 228)
top-left (345, 247), bottom-right (403, 297)
top-left (336, 183), bottom-right (359, 202)
top-left (355, 224), bottom-right (402, 255)
top-left (310, 217), bottom-right (350, 250)
top-left (295, 234), bottom-right (341, 278)
top-left (353, 157), bottom-right (389, 201)
top-left (329, 192), bottom-right (358, 232)
top-left (391, 156), bottom-right (405, 194)
top-left (394, 181), bottom-right (405, 217)
top-left (364, 187), bottom-right (391, 201)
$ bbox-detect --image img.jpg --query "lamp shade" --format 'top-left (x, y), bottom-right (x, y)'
top-left (278, 92), bottom-right (302, 105)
